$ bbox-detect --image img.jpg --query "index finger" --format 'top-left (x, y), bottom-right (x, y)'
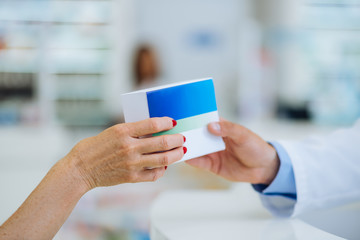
top-left (128, 117), bottom-right (176, 137)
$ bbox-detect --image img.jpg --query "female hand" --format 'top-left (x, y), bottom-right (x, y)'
top-left (0, 117), bottom-right (185, 240)
top-left (67, 117), bottom-right (186, 191)
top-left (186, 119), bottom-right (279, 185)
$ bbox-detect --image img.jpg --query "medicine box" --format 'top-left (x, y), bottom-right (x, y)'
top-left (121, 78), bottom-right (225, 162)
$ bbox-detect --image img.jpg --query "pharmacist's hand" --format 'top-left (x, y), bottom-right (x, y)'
top-left (186, 119), bottom-right (279, 185)
top-left (65, 117), bottom-right (185, 191)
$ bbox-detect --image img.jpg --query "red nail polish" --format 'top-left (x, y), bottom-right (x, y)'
top-left (172, 120), bottom-right (177, 127)
top-left (183, 147), bottom-right (187, 154)
top-left (165, 166), bottom-right (168, 170)
top-left (183, 136), bottom-right (186, 142)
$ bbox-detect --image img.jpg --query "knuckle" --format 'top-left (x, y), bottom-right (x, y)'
top-left (125, 160), bottom-right (138, 172)
top-left (122, 160), bottom-right (132, 170)
top-left (160, 136), bottom-right (170, 149)
top-left (150, 119), bottom-right (162, 132)
top-left (122, 145), bottom-right (136, 157)
top-left (160, 154), bottom-right (170, 166)
top-left (120, 156), bottom-right (137, 171)
top-left (74, 139), bottom-right (87, 152)
top-left (113, 124), bottom-right (127, 137)
top-left (128, 172), bottom-right (138, 183)
top-left (131, 157), bottom-right (141, 166)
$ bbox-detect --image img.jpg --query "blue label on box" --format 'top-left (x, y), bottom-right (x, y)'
top-left (146, 79), bottom-right (217, 120)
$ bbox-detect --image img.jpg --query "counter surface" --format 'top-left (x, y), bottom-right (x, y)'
top-left (150, 185), bottom-right (345, 240)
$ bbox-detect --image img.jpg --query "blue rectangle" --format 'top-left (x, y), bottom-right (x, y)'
top-left (146, 79), bottom-right (217, 120)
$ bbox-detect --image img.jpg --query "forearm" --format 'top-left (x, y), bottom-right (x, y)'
top-left (0, 156), bottom-right (89, 240)
top-left (0, 118), bottom-right (183, 239)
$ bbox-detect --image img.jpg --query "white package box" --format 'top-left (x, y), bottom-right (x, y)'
top-left (121, 78), bottom-right (225, 163)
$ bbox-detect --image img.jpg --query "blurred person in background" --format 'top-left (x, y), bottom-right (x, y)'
top-left (133, 44), bottom-right (160, 90)
top-left (0, 117), bottom-right (186, 239)
top-left (187, 118), bottom-right (360, 217)
top-left (0, 37), bottom-right (5, 51)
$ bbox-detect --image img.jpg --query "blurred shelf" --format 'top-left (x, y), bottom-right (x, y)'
top-left (0, 0), bottom-right (116, 127)
top-left (303, 0), bottom-right (360, 5)
top-left (303, 27), bottom-right (360, 32)
top-left (55, 98), bottom-right (103, 102)
top-left (2, 47), bottom-right (37, 50)
top-left (305, 3), bottom-right (360, 7)
top-left (54, 72), bottom-right (104, 76)
top-left (1, 0), bottom-right (111, 1)
top-left (0, 20), bottom-right (110, 26)
top-left (0, 48), bottom-right (40, 53)
top-left (51, 71), bottom-right (107, 75)
top-left (2, 47), bottom-right (111, 50)
top-left (0, 1), bottom-right (112, 25)
top-left (50, 47), bottom-right (111, 50)
top-left (55, 100), bottom-right (109, 126)
top-left (0, 72), bottom-right (36, 100)
top-left (0, 71), bottom-right (37, 74)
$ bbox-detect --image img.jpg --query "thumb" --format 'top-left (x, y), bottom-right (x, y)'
top-left (207, 119), bottom-right (237, 138)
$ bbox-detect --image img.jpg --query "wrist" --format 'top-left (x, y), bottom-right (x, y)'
top-left (56, 156), bottom-right (91, 196)
top-left (259, 146), bottom-right (280, 185)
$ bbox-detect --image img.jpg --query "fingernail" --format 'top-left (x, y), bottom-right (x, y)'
top-left (172, 120), bottom-right (177, 127)
top-left (210, 122), bottom-right (221, 133)
top-left (165, 166), bottom-right (168, 170)
top-left (183, 147), bottom-right (187, 154)
top-left (183, 136), bottom-right (186, 142)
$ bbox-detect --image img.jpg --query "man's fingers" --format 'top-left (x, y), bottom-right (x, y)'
top-left (141, 146), bottom-right (185, 168)
top-left (185, 154), bottom-right (217, 172)
top-left (128, 117), bottom-right (175, 137)
top-left (185, 156), bottom-right (211, 168)
top-left (208, 119), bottom-right (234, 137)
top-left (208, 119), bottom-right (248, 142)
top-left (138, 134), bottom-right (185, 154)
top-left (207, 122), bottom-right (222, 136)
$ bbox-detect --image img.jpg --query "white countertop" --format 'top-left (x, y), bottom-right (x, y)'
top-left (150, 185), bottom-right (347, 240)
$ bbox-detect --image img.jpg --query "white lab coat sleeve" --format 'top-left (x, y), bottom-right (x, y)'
top-left (258, 194), bottom-right (297, 217)
top-left (275, 120), bottom-right (360, 217)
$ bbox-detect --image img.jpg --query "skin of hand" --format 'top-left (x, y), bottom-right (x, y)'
top-left (186, 119), bottom-right (280, 185)
top-left (70, 117), bottom-right (186, 189)
top-left (0, 117), bottom-right (185, 240)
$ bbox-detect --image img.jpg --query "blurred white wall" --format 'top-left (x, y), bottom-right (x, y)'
top-left (128, 0), bottom-right (243, 119)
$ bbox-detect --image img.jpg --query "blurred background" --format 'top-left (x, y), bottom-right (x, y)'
top-left (1, 0), bottom-right (360, 239)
